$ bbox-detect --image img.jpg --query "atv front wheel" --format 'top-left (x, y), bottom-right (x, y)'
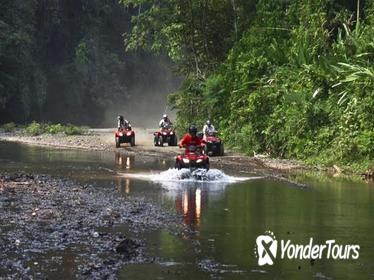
top-left (171, 135), bottom-right (178, 146)
top-left (158, 136), bottom-right (164, 147)
top-left (115, 137), bottom-right (120, 148)
top-left (130, 135), bottom-right (135, 146)
top-left (220, 143), bottom-right (224, 156)
top-left (204, 162), bottom-right (210, 171)
top-left (175, 161), bottom-right (182, 170)
top-left (154, 136), bottom-right (159, 146)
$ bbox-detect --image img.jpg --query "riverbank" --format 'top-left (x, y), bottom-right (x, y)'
top-left (0, 172), bottom-right (187, 279)
top-left (2, 128), bottom-right (372, 182)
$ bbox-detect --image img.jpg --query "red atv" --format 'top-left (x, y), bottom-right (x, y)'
top-left (202, 131), bottom-right (224, 156)
top-left (115, 127), bottom-right (135, 147)
top-left (154, 127), bottom-right (178, 146)
top-left (175, 145), bottom-right (210, 170)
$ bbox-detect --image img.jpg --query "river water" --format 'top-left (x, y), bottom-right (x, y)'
top-left (0, 141), bottom-right (373, 279)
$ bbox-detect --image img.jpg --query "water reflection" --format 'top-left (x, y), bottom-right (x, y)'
top-left (174, 187), bottom-right (208, 229)
top-left (115, 153), bottom-right (135, 170)
top-left (115, 177), bottom-right (131, 194)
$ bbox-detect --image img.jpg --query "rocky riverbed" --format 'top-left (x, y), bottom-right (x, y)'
top-left (0, 173), bottom-right (186, 279)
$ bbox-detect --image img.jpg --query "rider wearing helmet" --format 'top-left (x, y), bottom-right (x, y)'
top-left (117, 115), bottom-right (124, 130)
top-left (203, 120), bottom-right (216, 139)
top-left (117, 115), bottom-right (131, 130)
top-left (159, 114), bottom-right (172, 129)
top-left (179, 124), bottom-right (203, 151)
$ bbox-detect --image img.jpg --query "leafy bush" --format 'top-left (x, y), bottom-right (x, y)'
top-left (25, 121), bottom-right (44, 136)
top-left (46, 124), bottom-right (64, 134)
top-left (23, 122), bottom-right (87, 136)
top-left (63, 124), bottom-right (86, 135)
top-left (2, 122), bottom-right (17, 132)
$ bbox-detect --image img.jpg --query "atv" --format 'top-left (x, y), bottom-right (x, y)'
top-left (175, 145), bottom-right (210, 170)
top-left (202, 131), bottom-right (224, 156)
top-left (115, 127), bottom-right (135, 147)
top-left (154, 127), bottom-right (178, 146)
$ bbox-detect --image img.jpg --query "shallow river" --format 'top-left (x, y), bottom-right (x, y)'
top-left (0, 141), bottom-right (373, 279)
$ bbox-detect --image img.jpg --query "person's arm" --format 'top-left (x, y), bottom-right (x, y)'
top-left (179, 137), bottom-right (185, 147)
top-left (159, 120), bottom-right (163, 127)
top-left (179, 134), bottom-right (189, 147)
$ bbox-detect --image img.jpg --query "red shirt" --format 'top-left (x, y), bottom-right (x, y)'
top-left (179, 133), bottom-right (202, 147)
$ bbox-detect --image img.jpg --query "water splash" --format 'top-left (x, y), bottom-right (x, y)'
top-left (119, 168), bottom-right (262, 189)
top-left (150, 168), bottom-right (244, 183)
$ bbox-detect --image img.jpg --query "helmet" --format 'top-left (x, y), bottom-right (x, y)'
top-left (117, 115), bottom-right (124, 121)
top-left (163, 114), bottom-right (168, 120)
top-left (189, 124), bottom-right (197, 136)
top-left (206, 120), bottom-right (211, 126)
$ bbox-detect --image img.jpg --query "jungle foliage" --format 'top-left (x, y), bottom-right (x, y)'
top-left (123, 0), bottom-right (374, 170)
top-left (0, 0), bottom-right (175, 125)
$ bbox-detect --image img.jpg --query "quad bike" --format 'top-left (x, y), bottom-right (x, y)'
top-left (115, 127), bottom-right (135, 147)
top-left (175, 145), bottom-right (210, 170)
top-left (201, 131), bottom-right (224, 156)
top-left (154, 127), bottom-right (178, 146)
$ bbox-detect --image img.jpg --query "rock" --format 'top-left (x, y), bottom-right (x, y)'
top-left (115, 238), bottom-right (140, 258)
top-left (333, 164), bottom-right (342, 174)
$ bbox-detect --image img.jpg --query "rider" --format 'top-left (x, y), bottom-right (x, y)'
top-left (117, 115), bottom-right (131, 130)
top-left (179, 124), bottom-right (203, 152)
top-left (159, 114), bottom-right (172, 130)
top-left (203, 120), bottom-right (216, 139)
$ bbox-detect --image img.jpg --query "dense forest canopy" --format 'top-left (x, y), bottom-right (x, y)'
top-left (123, 0), bottom-right (374, 169)
top-left (0, 0), bottom-right (180, 126)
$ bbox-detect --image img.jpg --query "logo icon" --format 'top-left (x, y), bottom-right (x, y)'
top-left (255, 231), bottom-right (278, 266)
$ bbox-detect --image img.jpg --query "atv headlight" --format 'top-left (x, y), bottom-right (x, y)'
top-left (183, 159), bottom-right (190, 163)
top-left (126, 132), bottom-right (132, 136)
top-left (163, 132), bottom-right (167, 135)
top-left (170, 132), bottom-right (174, 135)
top-left (196, 159), bottom-right (202, 163)
top-left (119, 133), bottom-right (123, 136)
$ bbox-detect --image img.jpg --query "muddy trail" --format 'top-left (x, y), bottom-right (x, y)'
top-left (0, 173), bottom-right (187, 279)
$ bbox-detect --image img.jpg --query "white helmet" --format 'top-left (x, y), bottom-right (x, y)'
top-left (163, 114), bottom-right (168, 120)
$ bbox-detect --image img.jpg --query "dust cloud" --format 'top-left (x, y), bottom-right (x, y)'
top-left (100, 56), bottom-right (181, 129)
